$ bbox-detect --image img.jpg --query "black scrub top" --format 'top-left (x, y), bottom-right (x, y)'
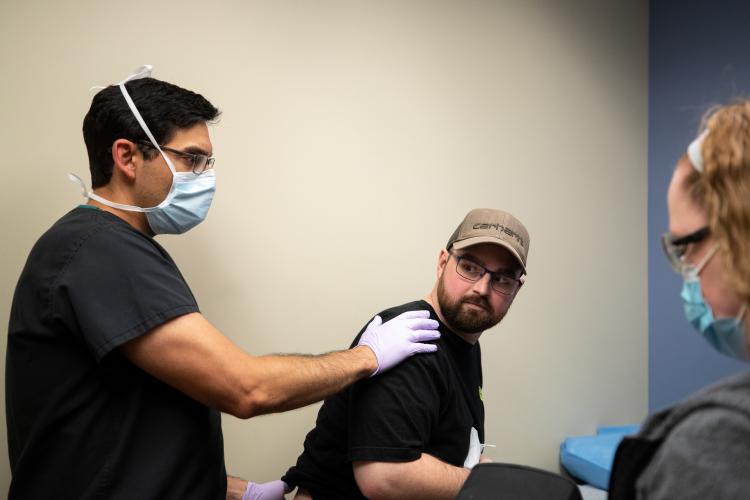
top-left (6, 206), bottom-right (226, 499)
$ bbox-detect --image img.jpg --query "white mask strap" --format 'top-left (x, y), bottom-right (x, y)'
top-left (67, 173), bottom-right (148, 212)
top-left (88, 65), bottom-right (151, 96)
top-left (735, 303), bottom-right (748, 324)
top-left (116, 65), bottom-right (178, 175)
top-left (695, 244), bottom-right (719, 273)
top-left (683, 244), bottom-right (719, 280)
top-left (687, 129), bottom-right (709, 172)
top-left (118, 65), bottom-right (153, 84)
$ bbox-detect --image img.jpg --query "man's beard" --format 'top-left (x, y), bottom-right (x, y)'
top-left (437, 277), bottom-right (506, 334)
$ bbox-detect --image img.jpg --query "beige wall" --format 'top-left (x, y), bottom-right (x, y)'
top-left (0, 0), bottom-right (648, 494)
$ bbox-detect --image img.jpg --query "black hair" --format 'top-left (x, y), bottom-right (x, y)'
top-left (82, 77), bottom-right (220, 188)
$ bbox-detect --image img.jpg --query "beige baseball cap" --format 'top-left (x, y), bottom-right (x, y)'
top-left (446, 208), bottom-right (530, 273)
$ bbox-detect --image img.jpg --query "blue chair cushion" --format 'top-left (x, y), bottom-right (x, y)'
top-left (560, 425), bottom-right (639, 490)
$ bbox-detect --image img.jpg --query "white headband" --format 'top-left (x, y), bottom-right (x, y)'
top-left (687, 129), bottom-right (709, 172)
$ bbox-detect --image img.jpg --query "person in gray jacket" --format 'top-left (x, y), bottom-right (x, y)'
top-left (609, 101), bottom-right (750, 499)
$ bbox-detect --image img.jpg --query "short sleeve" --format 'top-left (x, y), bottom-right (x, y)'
top-left (636, 407), bottom-right (750, 499)
top-left (347, 354), bottom-right (443, 463)
top-left (54, 224), bottom-right (198, 362)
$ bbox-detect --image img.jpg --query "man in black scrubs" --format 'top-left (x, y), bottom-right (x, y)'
top-left (282, 208), bottom-right (530, 500)
top-left (4, 67), bottom-right (440, 500)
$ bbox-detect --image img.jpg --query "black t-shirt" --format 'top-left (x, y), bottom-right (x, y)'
top-left (6, 206), bottom-right (226, 500)
top-left (282, 300), bottom-right (484, 500)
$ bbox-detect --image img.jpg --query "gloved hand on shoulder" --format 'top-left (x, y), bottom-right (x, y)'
top-left (357, 309), bottom-right (440, 376)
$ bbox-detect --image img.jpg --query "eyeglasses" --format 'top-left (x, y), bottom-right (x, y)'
top-left (449, 251), bottom-right (522, 295)
top-left (661, 226), bottom-right (710, 276)
top-left (138, 141), bottom-right (215, 175)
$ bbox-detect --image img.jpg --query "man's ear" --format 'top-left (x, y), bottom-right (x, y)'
top-left (437, 249), bottom-right (450, 278)
top-left (111, 139), bottom-right (139, 181)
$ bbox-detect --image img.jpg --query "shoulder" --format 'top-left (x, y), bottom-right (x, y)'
top-left (23, 208), bottom-right (161, 283)
top-left (350, 300), bottom-right (446, 377)
top-left (637, 383), bottom-right (750, 499)
top-left (666, 401), bottom-right (750, 451)
top-left (45, 208), bottom-right (188, 306)
top-left (376, 300), bottom-right (436, 322)
top-left (38, 208), bottom-right (146, 253)
top-left (643, 373), bottom-right (750, 458)
top-left (53, 208), bottom-right (173, 272)
top-left (640, 372), bottom-right (750, 438)
top-left (695, 371), bottom-right (750, 411)
top-left (350, 299), bottom-right (437, 346)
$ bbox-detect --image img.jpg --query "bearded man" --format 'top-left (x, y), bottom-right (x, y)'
top-left (280, 208), bottom-right (531, 500)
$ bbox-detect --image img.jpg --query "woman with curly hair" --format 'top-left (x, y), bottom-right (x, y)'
top-left (609, 101), bottom-right (750, 499)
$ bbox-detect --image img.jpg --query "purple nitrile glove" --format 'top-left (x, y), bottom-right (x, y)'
top-left (242, 479), bottom-right (290, 500)
top-left (357, 309), bottom-right (440, 376)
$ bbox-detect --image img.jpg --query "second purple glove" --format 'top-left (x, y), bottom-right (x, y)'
top-left (242, 479), bottom-right (290, 500)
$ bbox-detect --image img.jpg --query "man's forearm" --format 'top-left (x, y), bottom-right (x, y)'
top-left (238, 346), bottom-right (377, 416)
top-left (120, 311), bottom-right (437, 419)
top-left (353, 453), bottom-right (470, 500)
top-left (235, 308), bottom-right (440, 417)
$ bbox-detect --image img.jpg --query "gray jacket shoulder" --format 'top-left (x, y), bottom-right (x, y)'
top-left (636, 372), bottom-right (750, 499)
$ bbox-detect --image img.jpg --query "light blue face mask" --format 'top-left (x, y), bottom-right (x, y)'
top-left (70, 65), bottom-right (216, 235)
top-left (681, 245), bottom-right (750, 361)
top-left (141, 169), bottom-right (216, 235)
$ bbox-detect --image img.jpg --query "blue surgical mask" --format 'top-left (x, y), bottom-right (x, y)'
top-left (680, 246), bottom-right (749, 361)
top-left (143, 169), bottom-right (216, 235)
top-left (70, 65), bottom-right (216, 235)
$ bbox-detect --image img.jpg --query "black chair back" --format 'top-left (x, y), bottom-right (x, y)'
top-left (456, 463), bottom-right (584, 500)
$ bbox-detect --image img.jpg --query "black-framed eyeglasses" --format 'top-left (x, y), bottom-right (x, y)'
top-left (661, 226), bottom-right (710, 275)
top-left (138, 141), bottom-right (215, 175)
top-left (449, 251), bottom-right (522, 295)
